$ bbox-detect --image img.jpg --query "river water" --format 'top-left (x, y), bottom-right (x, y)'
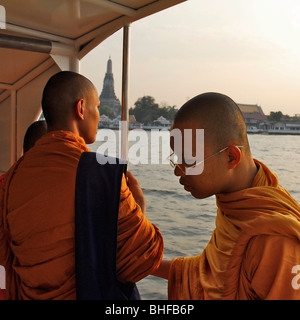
top-left (88, 130), bottom-right (300, 300)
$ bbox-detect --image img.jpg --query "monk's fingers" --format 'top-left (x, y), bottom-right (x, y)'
top-left (126, 171), bottom-right (146, 214)
top-left (126, 171), bottom-right (139, 187)
top-left (126, 171), bottom-right (144, 197)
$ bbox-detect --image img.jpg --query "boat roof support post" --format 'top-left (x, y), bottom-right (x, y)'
top-left (69, 56), bottom-right (80, 73)
top-left (121, 23), bottom-right (130, 162)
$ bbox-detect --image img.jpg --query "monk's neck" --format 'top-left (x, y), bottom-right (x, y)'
top-left (238, 159), bottom-right (258, 190)
top-left (225, 159), bottom-right (258, 194)
top-left (47, 122), bottom-right (79, 136)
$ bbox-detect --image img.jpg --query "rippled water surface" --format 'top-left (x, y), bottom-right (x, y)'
top-left (89, 131), bottom-right (300, 300)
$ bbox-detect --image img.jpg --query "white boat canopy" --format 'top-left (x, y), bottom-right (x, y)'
top-left (0, 0), bottom-right (186, 173)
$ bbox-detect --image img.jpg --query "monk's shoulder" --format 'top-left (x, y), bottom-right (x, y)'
top-left (242, 234), bottom-right (300, 298)
top-left (244, 234), bottom-right (299, 269)
top-left (243, 235), bottom-right (300, 286)
top-left (246, 234), bottom-right (299, 258)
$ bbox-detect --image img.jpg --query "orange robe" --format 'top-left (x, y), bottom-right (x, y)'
top-left (0, 174), bottom-right (4, 186)
top-left (0, 131), bottom-right (163, 300)
top-left (0, 173), bottom-right (5, 300)
top-left (168, 159), bottom-right (300, 300)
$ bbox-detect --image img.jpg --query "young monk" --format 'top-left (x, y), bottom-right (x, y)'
top-left (22, 120), bottom-right (47, 154)
top-left (0, 120), bottom-right (47, 300)
top-left (0, 71), bottom-right (163, 300)
top-left (0, 119), bottom-right (47, 187)
top-left (155, 92), bottom-right (300, 300)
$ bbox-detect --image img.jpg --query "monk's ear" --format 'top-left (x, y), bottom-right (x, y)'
top-left (75, 99), bottom-right (85, 120)
top-left (226, 146), bottom-right (241, 169)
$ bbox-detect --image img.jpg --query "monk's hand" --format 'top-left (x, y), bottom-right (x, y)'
top-left (126, 171), bottom-right (146, 215)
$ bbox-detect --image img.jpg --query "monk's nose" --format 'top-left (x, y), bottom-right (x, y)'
top-left (174, 165), bottom-right (185, 177)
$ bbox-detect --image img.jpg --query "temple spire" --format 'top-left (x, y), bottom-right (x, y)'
top-left (99, 57), bottom-right (121, 117)
top-left (107, 56), bottom-right (112, 74)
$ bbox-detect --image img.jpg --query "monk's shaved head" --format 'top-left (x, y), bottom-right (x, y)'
top-left (23, 120), bottom-right (47, 153)
top-left (42, 71), bottom-right (97, 127)
top-left (173, 92), bottom-right (250, 153)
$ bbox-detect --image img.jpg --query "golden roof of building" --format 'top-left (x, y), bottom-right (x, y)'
top-left (238, 104), bottom-right (264, 115)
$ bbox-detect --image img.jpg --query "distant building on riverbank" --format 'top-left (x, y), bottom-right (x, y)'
top-left (238, 103), bottom-right (300, 135)
top-left (238, 103), bottom-right (268, 133)
top-left (99, 57), bottom-right (121, 117)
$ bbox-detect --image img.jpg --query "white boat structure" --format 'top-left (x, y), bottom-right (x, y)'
top-left (0, 0), bottom-right (186, 174)
top-left (98, 114), bottom-right (171, 130)
top-left (246, 122), bottom-right (300, 135)
top-left (246, 127), bottom-right (264, 134)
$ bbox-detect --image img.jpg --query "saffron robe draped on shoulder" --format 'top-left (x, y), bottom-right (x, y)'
top-left (0, 173), bottom-right (5, 300)
top-left (168, 159), bottom-right (300, 300)
top-left (0, 131), bottom-right (163, 300)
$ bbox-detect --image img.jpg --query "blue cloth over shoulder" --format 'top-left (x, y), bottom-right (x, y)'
top-left (75, 152), bottom-right (140, 300)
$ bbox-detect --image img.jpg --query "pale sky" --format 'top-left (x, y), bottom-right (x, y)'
top-left (81, 0), bottom-right (300, 116)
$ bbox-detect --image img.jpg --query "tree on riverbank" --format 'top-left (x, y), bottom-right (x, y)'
top-left (99, 104), bottom-right (115, 119)
top-left (268, 111), bottom-right (300, 122)
top-left (268, 111), bottom-right (283, 122)
top-left (129, 95), bottom-right (178, 124)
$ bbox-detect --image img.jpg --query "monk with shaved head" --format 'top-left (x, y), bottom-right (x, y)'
top-left (0, 71), bottom-right (163, 300)
top-left (23, 120), bottom-right (47, 153)
top-left (170, 92), bottom-right (257, 198)
top-left (155, 92), bottom-right (300, 300)
top-left (42, 71), bottom-right (99, 143)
